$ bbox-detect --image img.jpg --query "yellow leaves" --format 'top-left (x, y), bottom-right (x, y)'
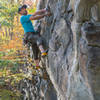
top-left (0, 68), bottom-right (33, 86)
top-left (32, 69), bottom-right (37, 75)
top-left (0, 68), bottom-right (11, 77)
top-left (0, 38), bottom-right (23, 52)
top-left (10, 72), bottom-right (33, 85)
top-left (0, 2), bottom-right (38, 100)
top-left (27, 66), bottom-right (39, 76)
top-left (0, 36), bottom-right (25, 61)
top-left (0, 72), bottom-right (2, 76)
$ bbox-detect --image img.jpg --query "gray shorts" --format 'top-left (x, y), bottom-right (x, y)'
top-left (23, 32), bottom-right (43, 46)
top-left (23, 32), bottom-right (43, 60)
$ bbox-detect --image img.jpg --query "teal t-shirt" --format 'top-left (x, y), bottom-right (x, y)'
top-left (20, 14), bottom-right (35, 33)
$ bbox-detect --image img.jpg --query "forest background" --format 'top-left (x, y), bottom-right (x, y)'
top-left (0, 0), bottom-right (38, 99)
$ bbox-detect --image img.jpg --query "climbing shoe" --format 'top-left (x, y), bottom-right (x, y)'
top-left (41, 52), bottom-right (47, 56)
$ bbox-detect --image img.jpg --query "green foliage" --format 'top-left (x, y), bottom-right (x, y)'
top-left (0, 60), bottom-right (19, 71)
top-left (0, 0), bottom-right (37, 99)
top-left (28, 8), bottom-right (36, 13)
top-left (0, 51), bottom-right (5, 58)
top-left (0, 79), bottom-right (5, 86)
top-left (0, 50), bottom-right (19, 70)
top-left (0, 0), bottom-right (19, 27)
top-left (0, 60), bottom-right (12, 68)
top-left (10, 64), bottom-right (19, 73)
top-left (0, 89), bottom-right (21, 100)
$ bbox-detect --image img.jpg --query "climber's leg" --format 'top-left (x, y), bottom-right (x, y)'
top-left (31, 43), bottom-right (40, 69)
top-left (28, 32), bottom-right (47, 56)
top-left (23, 32), bottom-right (40, 68)
top-left (36, 35), bottom-right (47, 56)
top-left (38, 45), bottom-right (47, 56)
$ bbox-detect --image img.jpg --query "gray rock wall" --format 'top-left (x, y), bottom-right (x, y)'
top-left (34, 0), bottom-right (100, 100)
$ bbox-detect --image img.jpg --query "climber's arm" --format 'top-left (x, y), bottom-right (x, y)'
top-left (32, 9), bottom-right (46, 16)
top-left (29, 8), bottom-right (52, 20)
top-left (29, 13), bottom-right (47, 20)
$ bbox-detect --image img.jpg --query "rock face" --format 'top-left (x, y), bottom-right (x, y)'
top-left (34, 0), bottom-right (100, 100)
top-left (80, 22), bottom-right (100, 100)
top-left (19, 74), bottom-right (57, 100)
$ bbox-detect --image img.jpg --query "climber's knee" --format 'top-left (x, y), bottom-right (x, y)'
top-left (36, 37), bottom-right (43, 46)
top-left (28, 34), bottom-right (35, 44)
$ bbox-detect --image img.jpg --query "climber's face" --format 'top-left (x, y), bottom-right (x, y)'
top-left (19, 8), bottom-right (28, 15)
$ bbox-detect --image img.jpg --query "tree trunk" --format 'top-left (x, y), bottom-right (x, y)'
top-left (5, 27), bottom-right (8, 37)
top-left (10, 27), bottom-right (13, 40)
top-left (16, 16), bottom-right (19, 25)
top-left (8, 28), bottom-right (11, 36)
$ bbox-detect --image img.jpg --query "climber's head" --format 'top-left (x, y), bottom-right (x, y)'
top-left (18, 5), bottom-right (28, 15)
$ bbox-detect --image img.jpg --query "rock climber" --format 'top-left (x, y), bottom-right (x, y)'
top-left (18, 5), bottom-right (51, 68)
